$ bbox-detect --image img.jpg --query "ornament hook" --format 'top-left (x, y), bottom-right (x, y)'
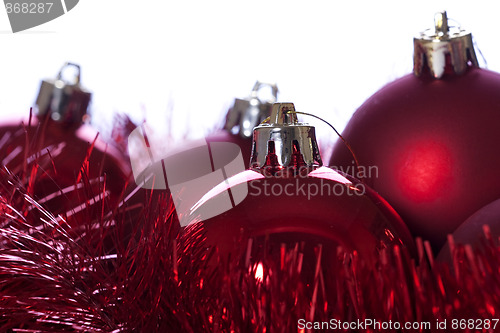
top-left (284, 109), bottom-right (363, 181)
top-left (269, 102), bottom-right (298, 125)
top-left (56, 62), bottom-right (81, 85)
top-left (434, 11), bottom-right (449, 36)
top-left (250, 81), bottom-right (279, 103)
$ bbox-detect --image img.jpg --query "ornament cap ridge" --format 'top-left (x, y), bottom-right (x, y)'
top-left (250, 102), bottom-right (322, 169)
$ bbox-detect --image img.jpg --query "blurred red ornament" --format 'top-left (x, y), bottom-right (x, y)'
top-left (125, 81), bottom-right (279, 230)
top-left (185, 103), bottom-right (415, 270)
top-left (438, 198), bottom-right (500, 263)
top-left (129, 81), bottom-right (277, 176)
top-left (111, 113), bottom-right (139, 160)
top-left (330, 12), bottom-right (500, 250)
top-left (0, 63), bottom-right (130, 221)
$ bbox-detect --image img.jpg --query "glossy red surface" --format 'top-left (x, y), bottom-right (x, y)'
top-left (330, 67), bottom-right (500, 250)
top-left (123, 128), bottom-right (254, 242)
top-left (186, 166), bottom-right (415, 265)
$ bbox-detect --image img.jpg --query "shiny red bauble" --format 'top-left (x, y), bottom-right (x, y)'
top-left (186, 165), bottom-right (415, 265)
top-left (330, 67), bottom-right (500, 250)
top-left (184, 103), bottom-right (415, 271)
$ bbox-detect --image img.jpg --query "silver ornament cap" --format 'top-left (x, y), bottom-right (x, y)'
top-left (35, 62), bottom-right (92, 124)
top-left (224, 81), bottom-right (278, 138)
top-left (250, 102), bottom-right (322, 169)
top-left (414, 11), bottom-right (478, 78)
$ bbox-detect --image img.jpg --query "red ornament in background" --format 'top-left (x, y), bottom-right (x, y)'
top-left (185, 103), bottom-right (415, 272)
top-left (111, 113), bottom-right (139, 162)
top-left (438, 198), bottom-right (500, 263)
top-left (125, 81), bottom-right (279, 233)
top-left (0, 63), bottom-right (130, 221)
top-left (330, 12), bottom-right (500, 250)
top-left (128, 82), bottom-right (278, 180)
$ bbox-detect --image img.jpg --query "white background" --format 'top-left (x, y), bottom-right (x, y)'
top-left (1, 1), bottom-right (500, 153)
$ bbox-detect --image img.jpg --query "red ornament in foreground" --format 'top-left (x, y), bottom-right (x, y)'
top-left (330, 12), bottom-right (500, 250)
top-left (185, 103), bottom-right (414, 269)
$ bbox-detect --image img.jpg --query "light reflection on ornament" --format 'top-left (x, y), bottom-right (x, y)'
top-left (308, 166), bottom-right (351, 185)
top-left (397, 140), bottom-right (453, 202)
top-left (254, 262), bottom-right (264, 282)
top-left (329, 13), bottom-right (500, 250)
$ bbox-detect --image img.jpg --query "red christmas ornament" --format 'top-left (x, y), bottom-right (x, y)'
top-left (438, 198), bottom-right (500, 263)
top-left (129, 82), bottom-right (278, 181)
top-left (111, 113), bottom-right (139, 161)
top-left (128, 81), bottom-right (277, 177)
top-left (329, 12), bottom-right (500, 250)
top-left (0, 63), bottom-right (130, 221)
top-left (184, 103), bottom-right (415, 269)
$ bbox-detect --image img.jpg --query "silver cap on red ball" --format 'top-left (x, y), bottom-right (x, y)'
top-left (413, 11), bottom-right (479, 78)
top-left (224, 81), bottom-right (278, 139)
top-left (35, 62), bottom-right (92, 124)
top-left (250, 102), bottom-right (322, 169)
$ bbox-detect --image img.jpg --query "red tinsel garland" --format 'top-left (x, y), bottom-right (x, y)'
top-left (0, 144), bottom-right (499, 332)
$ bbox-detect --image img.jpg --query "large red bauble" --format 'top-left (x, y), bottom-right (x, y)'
top-left (184, 102), bottom-right (415, 272)
top-left (330, 67), bottom-right (500, 250)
